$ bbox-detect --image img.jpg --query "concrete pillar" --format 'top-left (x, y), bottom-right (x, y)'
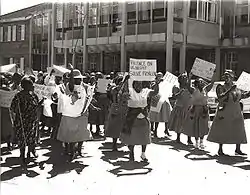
top-left (215, 47), bottom-right (221, 80)
top-left (120, 2), bottom-right (127, 72)
top-left (166, 1), bottom-right (174, 73)
top-left (82, 3), bottom-right (89, 72)
top-left (51, 3), bottom-right (56, 66)
top-left (64, 36), bottom-right (68, 66)
top-left (29, 16), bottom-right (33, 69)
top-left (179, 0), bottom-right (188, 74)
top-left (100, 51), bottom-right (104, 72)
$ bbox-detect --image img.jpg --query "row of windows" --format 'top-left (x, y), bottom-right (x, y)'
top-left (0, 25), bottom-right (25, 42)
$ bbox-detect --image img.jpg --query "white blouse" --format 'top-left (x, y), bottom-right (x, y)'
top-left (61, 84), bottom-right (87, 117)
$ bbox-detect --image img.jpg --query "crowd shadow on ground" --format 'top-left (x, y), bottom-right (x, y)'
top-left (99, 142), bottom-right (152, 177)
top-left (152, 136), bottom-right (250, 171)
top-left (1, 135), bottom-right (89, 181)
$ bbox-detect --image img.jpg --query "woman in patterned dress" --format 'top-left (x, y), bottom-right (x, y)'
top-left (168, 72), bottom-right (193, 144)
top-left (207, 70), bottom-right (250, 156)
top-left (183, 76), bottom-right (215, 149)
top-left (10, 77), bottom-right (44, 164)
top-left (149, 72), bottom-right (172, 137)
top-left (120, 76), bottom-right (160, 162)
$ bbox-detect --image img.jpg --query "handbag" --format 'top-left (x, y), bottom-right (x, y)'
top-left (110, 103), bottom-right (120, 115)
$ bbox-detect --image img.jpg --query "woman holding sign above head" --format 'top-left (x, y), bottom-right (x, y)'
top-left (120, 75), bottom-right (161, 162)
top-left (183, 73), bottom-right (215, 149)
top-left (168, 72), bottom-right (193, 145)
top-left (207, 70), bottom-right (250, 156)
top-left (149, 72), bottom-right (172, 138)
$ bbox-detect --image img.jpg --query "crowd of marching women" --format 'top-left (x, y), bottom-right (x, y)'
top-left (1, 66), bottom-right (250, 165)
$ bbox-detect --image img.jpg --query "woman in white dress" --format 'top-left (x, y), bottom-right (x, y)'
top-left (120, 75), bottom-right (161, 162)
top-left (57, 67), bottom-right (97, 161)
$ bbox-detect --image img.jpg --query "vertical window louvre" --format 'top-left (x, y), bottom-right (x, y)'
top-left (7, 26), bottom-right (11, 41)
top-left (12, 25), bottom-right (16, 41)
top-left (20, 57), bottom-right (25, 72)
top-left (9, 58), bottom-right (14, 64)
top-left (0, 27), bottom-right (3, 42)
top-left (21, 24), bottom-right (25, 40)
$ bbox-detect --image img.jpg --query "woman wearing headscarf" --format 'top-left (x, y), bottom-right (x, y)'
top-left (183, 75), bottom-right (215, 149)
top-left (120, 75), bottom-right (160, 162)
top-left (105, 75), bottom-right (127, 151)
top-left (57, 67), bottom-right (96, 161)
top-left (10, 77), bottom-right (44, 164)
top-left (149, 72), bottom-right (172, 137)
top-left (207, 70), bottom-right (250, 156)
top-left (168, 72), bottom-right (193, 144)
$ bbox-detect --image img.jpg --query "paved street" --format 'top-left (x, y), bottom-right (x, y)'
top-left (1, 120), bottom-right (250, 195)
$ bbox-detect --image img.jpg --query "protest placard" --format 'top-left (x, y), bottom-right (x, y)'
top-left (96, 79), bottom-right (111, 93)
top-left (0, 64), bottom-right (17, 73)
top-left (150, 71), bottom-right (177, 113)
top-left (129, 58), bottom-right (157, 81)
top-left (191, 58), bottom-right (216, 81)
top-left (83, 85), bottom-right (96, 113)
top-left (0, 89), bottom-right (17, 108)
top-left (236, 71), bottom-right (250, 91)
top-left (34, 84), bottom-right (56, 100)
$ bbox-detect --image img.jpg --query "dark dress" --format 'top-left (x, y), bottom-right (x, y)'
top-left (105, 85), bottom-right (127, 138)
top-left (10, 91), bottom-right (40, 148)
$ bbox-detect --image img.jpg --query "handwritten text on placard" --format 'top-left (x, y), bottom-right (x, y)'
top-left (191, 58), bottom-right (216, 81)
top-left (236, 71), bottom-right (250, 91)
top-left (129, 58), bottom-right (157, 81)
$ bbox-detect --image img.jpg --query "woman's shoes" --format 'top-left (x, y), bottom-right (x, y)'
top-left (141, 154), bottom-right (148, 162)
top-left (235, 150), bottom-right (247, 156)
top-left (218, 150), bottom-right (225, 156)
top-left (129, 152), bottom-right (134, 161)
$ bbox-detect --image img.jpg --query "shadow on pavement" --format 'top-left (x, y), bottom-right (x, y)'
top-left (100, 142), bottom-right (152, 177)
top-left (38, 138), bottom-right (89, 179)
top-left (152, 137), bottom-right (194, 153)
top-left (184, 148), bottom-right (250, 170)
top-left (1, 157), bottom-right (40, 181)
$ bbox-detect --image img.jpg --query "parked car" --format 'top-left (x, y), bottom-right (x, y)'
top-left (207, 81), bottom-right (250, 115)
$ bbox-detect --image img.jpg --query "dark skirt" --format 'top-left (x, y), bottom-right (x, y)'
top-left (120, 117), bottom-right (151, 146)
top-left (88, 94), bottom-right (109, 125)
top-left (1, 107), bottom-right (14, 143)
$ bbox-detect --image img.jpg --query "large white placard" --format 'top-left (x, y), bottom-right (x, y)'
top-left (191, 58), bottom-right (216, 81)
top-left (236, 71), bottom-right (250, 91)
top-left (129, 58), bottom-right (157, 81)
top-left (34, 84), bottom-right (56, 100)
top-left (150, 71), bottom-right (177, 113)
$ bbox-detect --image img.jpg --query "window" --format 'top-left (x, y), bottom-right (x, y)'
top-left (189, 0), bottom-right (217, 23)
top-left (127, 2), bottom-right (136, 23)
top-left (12, 25), bottom-right (16, 41)
top-left (0, 27), bottom-right (3, 42)
top-left (236, 0), bottom-right (250, 24)
top-left (89, 7), bottom-right (97, 25)
top-left (138, 2), bottom-right (151, 21)
top-left (7, 26), bottom-right (11, 41)
top-left (100, 3), bottom-right (110, 24)
top-left (227, 52), bottom-right (238, 72)
top-left (17, 25), bottom-right (21, 41)
top-left (153, 1), bottom-right (165, 20)
top-left (21, 24), bottom-right (25, 41)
